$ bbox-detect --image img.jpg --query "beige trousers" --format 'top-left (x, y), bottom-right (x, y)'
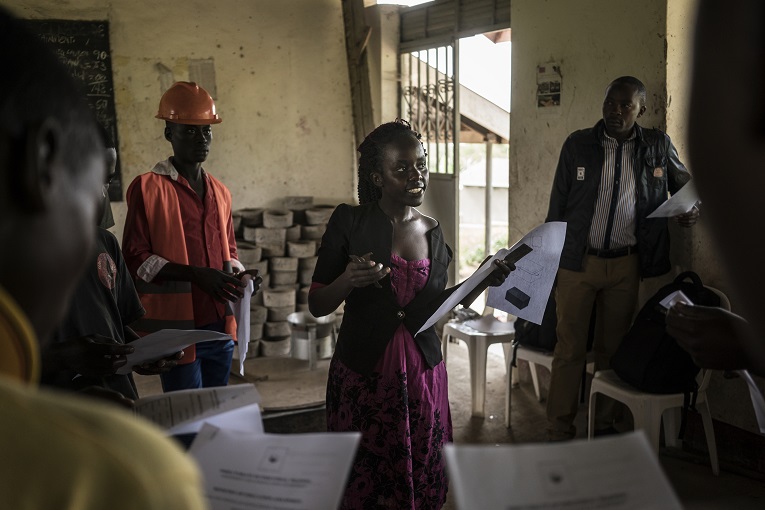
top-left (546, 253), bottom-right (639, 435)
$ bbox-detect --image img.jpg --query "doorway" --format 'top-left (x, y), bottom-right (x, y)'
top-left (399, 32), bottom-right (511, 308)
top-left (400, 44), bottom-right (460, 284)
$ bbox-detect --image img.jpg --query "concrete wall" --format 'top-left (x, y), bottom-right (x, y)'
top-left (508, 0), bottom-right (762, 435)
top-left (508, 0), bottom-right (668, 243)
top-left (507, 0), bottom-right (730, 298)
top-left (366, 4), bottom-right (401, 127)
top-left (9, 0), bottom-right (356, 242)
top-left (665, 0), bottom-right (764, 434)
top-left (666, 0), bottom-right (727, 292)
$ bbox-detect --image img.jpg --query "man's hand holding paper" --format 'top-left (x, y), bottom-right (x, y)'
top-left (117, 329), bottom-right (231, 375)
top-left (486, 222), bottom-right (567, 325)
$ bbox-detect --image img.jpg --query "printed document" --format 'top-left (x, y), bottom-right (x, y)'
top-left (189, 425), bottom-right (361, 510)
top-left (418, 223), bottom-right (564, 333)
top-left (119, 329), bottom-right (231, 375)
top-left (134, 384), bottom-right (262, 435)
top-left (445, 431), bottom-right (682, 510)
top-left (486, 222), bottom-right (566, 325)
top-left (647, 181), bottom-right (698, 218)
top-left (231, 274), bottom-right (255, 376)
top-left (416, 248), bottom-right (509, 335)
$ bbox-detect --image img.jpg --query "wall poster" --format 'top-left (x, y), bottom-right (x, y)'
top-left (537, 62), bottom-right (561, 108)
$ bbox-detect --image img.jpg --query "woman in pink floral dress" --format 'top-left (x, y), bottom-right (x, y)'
top-left (309, 120), bottom-right (512, 509)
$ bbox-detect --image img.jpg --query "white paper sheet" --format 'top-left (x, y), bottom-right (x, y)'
top-left (647, 181), bottom-right (698, 218)
top-left (134, 384), bottom-right (262, 435)
top-left (738, 370), bottom-right (765, 434)
top-left (188, 402), bottom-right (263, 435)
top-left (445, 431), bottom-right (682, 510)
top-left (118, 329), bottom-right (232, 374)
top-left (231, 274), bottom-right (254, 376)
top-left (659, 290), bottom-right (694, 310)
top-left (416, 250), bottom-right (507, 335)
top-left (486, 222), bottom-right (567, 325)
top-left (189, 425), bottom-right (361, 510)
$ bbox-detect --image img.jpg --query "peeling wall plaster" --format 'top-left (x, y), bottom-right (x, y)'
top-left (11, 0), bottom-right (356, 242)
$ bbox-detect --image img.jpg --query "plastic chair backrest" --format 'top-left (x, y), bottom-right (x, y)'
top-left (705, 286), bottom-right (731, 312)
top-left (697, 369), bottom-right (713, 393)
top-left (695, 286), bottom-right (731, 393)
top-left (482, 305), bottom-right (517, 323)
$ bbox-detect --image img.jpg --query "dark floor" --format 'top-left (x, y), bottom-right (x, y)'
top-left (443, 343), bottom-right (765, 510)
top-left (135, 340), bottom-right (765, 509)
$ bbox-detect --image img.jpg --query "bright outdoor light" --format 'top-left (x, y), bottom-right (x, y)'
top-left (376, 0), bottom-right (435, 6)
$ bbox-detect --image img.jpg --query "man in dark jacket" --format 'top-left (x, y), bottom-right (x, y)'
top-left (545, 76), bottom-right (698, 440)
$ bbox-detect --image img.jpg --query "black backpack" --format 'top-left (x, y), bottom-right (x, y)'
top-left (511, 285), bottom-right (596, 403)
top-left (512, 286), bottom-right (559, 353)
top-left (512, 286), bottom-right (596, 353)
top-left (611, 271), bottom-right (721, 395)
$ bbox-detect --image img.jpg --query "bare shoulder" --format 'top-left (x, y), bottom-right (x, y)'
top-left (417, 210), bottom-right (439, 230)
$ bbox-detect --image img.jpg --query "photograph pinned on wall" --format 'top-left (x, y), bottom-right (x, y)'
top-left (537, 62), bottom-right (561, 108)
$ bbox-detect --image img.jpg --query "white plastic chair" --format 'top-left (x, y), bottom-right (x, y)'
top-left (588, 369), bottom-right (718, 474)
top-left (587, 286), bottom-right (730, 476)
top-left (441, 310), bottom-right (515, 418)
top-left (505, 346), bottom-right (594, 427)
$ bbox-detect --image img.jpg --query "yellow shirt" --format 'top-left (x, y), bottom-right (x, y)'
top-left (0, 287), bottom-right (208, 510)
top-left (0, 285), bottom-right (38, 383)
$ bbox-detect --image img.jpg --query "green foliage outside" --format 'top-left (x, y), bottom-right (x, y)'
top-left (462, 234), bottom-right (509, 267)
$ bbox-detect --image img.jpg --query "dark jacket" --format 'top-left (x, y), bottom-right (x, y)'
top-left (312, 201), bottom-right (453, 376)
top-left (546, 120), bottom-right (692, 278)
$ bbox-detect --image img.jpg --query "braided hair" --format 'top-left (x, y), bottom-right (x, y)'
top-left (357, 119), bottom-right (426, 205)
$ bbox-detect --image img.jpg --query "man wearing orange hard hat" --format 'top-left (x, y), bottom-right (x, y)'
top-left (123, 81), bottom-right (258, 392)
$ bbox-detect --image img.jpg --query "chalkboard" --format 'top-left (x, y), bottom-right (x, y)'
top-left (23, 19), bottom-right (123, 201)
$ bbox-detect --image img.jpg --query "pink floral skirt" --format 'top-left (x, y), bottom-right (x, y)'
top-left (327, 325), bottom-right (452, 510)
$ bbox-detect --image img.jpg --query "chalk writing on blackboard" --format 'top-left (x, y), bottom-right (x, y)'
top-left (23, 19), bottom-right (123, 201)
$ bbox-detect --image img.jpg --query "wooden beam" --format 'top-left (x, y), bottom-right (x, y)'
top-left (341, 0), bottom-right (376, 147)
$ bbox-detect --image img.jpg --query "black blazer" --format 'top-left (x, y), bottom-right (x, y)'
top-left (546, 120), bottom-right (692, 277)
top-left (312, 201), bottom-right (454, 376)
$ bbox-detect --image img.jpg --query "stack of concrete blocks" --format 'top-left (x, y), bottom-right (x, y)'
top-left (295, 200), bottom-right (344, 331)
top-left (236, 239), bottom-right (263, 359)
top-left (232, 197), bottom-right (340, 358)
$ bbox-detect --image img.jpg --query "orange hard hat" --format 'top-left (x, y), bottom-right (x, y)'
top-left (156, 81), bottom-right (221, 124)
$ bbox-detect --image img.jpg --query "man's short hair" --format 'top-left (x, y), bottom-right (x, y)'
top-left (608, 76), bottom-right (647, 108)
top-left (0, 8), bottom-right (100, 174)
